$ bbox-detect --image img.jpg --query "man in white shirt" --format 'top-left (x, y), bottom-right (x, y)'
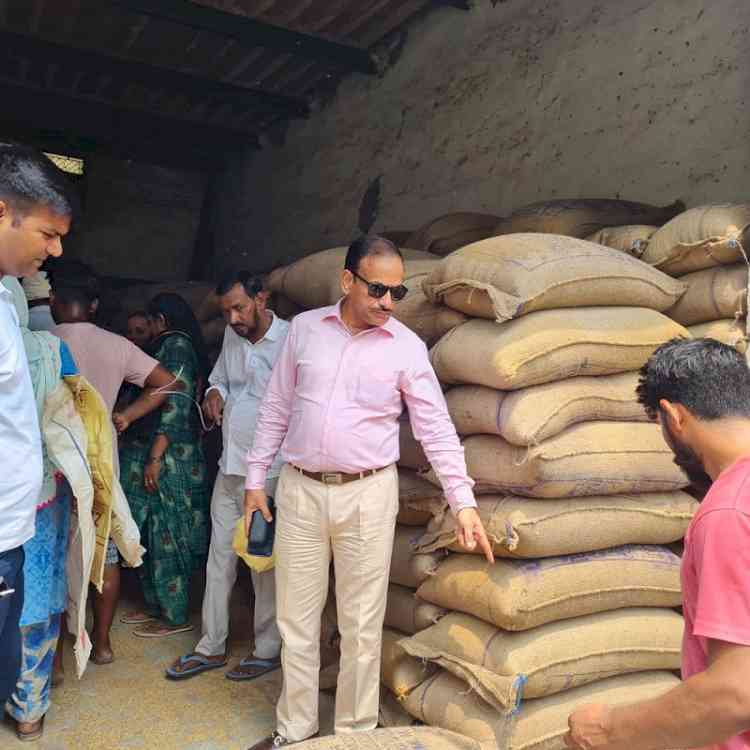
top-left (167, 272), bottom-right (289, 681)
top-left (0, 142), bottom-right (76, 701)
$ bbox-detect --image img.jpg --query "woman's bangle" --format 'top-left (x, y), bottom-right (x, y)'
top-left (146, 456), bottom-right (163, 464)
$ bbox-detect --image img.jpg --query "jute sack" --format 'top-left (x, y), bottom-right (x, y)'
top-left (493, 198), bottom-right (684, 238)
top-left (406, 212), bottom-right (501, 256)
top-left (643, 204), bottom-right (750, 276)
top-left (384, 583), bottom-right (448, 635)
top-left (378, 688), bottom-right (416, 728)
top-left (430, 309), bottom-right (689, 391)
top-left (397, 507), bottom-right (433, 526)
top-left (296, 726), bottom-right (482, 750)
top-left (390, 525), bottom-right (445, 589)
top-left (415, 492), bottom-right (697, 558)
top-left (444, 372), bottom-right (647, 446)
top-left (398, 469), bottom-right (447, 518)
top-left (403, 670), bottom-right (679, 749)
top-left (436, 423), bottom-right (688, 498)
top-left (391, 286), bottom-right (468, 346)
top-left (398, 419), bottom-right (429, 471)
top-left (688, 319), bottom-right (748, 352)
top-left (416, 544), bottom-right (682, 631)
top-left (423, 235), bottom-right (686, 321)
top-left (400, 608), bottom-right (683, 710)
top-left (584, 225), bottom-right (657, 257)
top-left (382, 627), bottom-right (437, 699)
top-left (664, 263), bottom-right (747, 325)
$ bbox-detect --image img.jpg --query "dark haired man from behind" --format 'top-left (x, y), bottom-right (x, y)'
top-left (0, 142), bottom-right (75, 703)
top-left (166, 271), bottom-right (290, 681)
top-left (567, 338), bottom-right (750, 750)
top-left (49, 261), bottom-right (176, 665)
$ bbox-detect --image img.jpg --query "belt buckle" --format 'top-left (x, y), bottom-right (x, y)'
top-left (321, 472), bottom-right (343, 485)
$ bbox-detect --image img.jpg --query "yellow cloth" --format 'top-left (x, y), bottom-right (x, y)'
top-left (233, 517), bottom-right (275, 573)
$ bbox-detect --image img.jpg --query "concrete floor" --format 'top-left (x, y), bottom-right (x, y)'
top-left (0, 570), bottom-right (336, 750)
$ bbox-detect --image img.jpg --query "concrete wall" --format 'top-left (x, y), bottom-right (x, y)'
top-left (211, 0), bottom-right (750, 275)
top-left (66, 155), bottom-right (206, 281)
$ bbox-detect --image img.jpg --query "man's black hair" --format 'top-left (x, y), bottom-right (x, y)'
top-left (215, 270), bottom-right (264, 298)
top-left (0, 142), bottom-right (78, 220)
top-left (49, 259), bottom-right (100, 307)
top-left (127, 309), bottom-right (149, 320)
top-left (637, 337), bottom-right (750, 420)
top-left (344, 235), bottom-right (403, 274)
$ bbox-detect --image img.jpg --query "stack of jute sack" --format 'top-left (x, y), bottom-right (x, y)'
top-left (373, 232), bottom-right (699, 749)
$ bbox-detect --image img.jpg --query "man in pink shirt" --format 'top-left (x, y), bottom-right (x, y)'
top-left (244, 236), bottom-right (492, 750)
top-left (566, 337), bottom-right (750, 750)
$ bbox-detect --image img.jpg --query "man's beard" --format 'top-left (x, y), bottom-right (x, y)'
top-left (661, 416), bottom-right (712, 495)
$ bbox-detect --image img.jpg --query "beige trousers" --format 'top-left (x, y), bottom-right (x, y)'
top-left (274, 463), bottom-right (399, 742)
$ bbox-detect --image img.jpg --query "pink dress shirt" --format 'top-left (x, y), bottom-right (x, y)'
top-left (246, 301), bottom-right (476, 514)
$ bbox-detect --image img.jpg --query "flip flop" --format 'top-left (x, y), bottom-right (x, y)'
top-left (165, 652), bottom-right (228, 681)
top-left (133, 622), bottom-right (194, 638)
top-left (225, 656), bottom-right (281, 682)
top-left (120, 611), bottom-right (157, 625)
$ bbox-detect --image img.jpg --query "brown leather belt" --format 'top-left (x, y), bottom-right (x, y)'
top-left (293, 465), bottom-right (384, 485)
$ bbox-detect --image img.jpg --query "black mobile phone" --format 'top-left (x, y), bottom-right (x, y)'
top-left (248, 497), bottom-right (276, 557)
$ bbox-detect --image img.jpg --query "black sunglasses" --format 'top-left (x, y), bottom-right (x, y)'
top-left (351, 270), bottom-right (409, 301)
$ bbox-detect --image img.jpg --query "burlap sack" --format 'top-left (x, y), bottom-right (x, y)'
top-left (438, 422), bottom-right (688, 498)
top-left (398, 469), bottom-right (447, 518)
top-left (406, 213), bottom-right (501, 256)
top-left (397, 507), bottom-right (433, 526)
top-left (584, 225), bottom-right (657, 257)
top-left (403, 670), bottom-right (679, 749)
top-left (384, 583), bottom-right (448, 635)
top-left (445, 372), bottom-right (647, 445)
top-left (688, 319), bottom-right (748, 352)
top-left (390, 525), bottom-right (445, 589)
top-left (494, 198), bottom-right (683, 238)
top-left (415, 492), bottom-right (696, 558)
top-left (296, 727), bottom-right (482, 750)
top-left (664, 263), bottom-right (747, 325)
top-left (391, 286), bottom-right (468, 346)
top-left (398, 419), bottom-right (429, 471)
top-left (430, 309), bottom-right (689, 390)
top-left (400, 608), bottom-right (683, 710)
top-left (423, 235), bottom-right (686, 321)
top-left (416, 545), bottom-right (682, 631)
top-left (644, 204), bottom-right (750, 276)
top-left (382, 628), bottom-right (437, 698)
top-left (378, 688), bottom-right (416, 728)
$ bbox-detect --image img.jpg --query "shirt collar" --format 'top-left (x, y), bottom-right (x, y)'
top-left (264, 311), bottom-right (283, 342)
top-left (323, 299), bottom-right (396, 338)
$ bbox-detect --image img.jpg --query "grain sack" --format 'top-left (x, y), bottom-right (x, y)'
top-left (415, 492), bottom-right (696, 558)
top-left (689, 319), bottom-right (748, 352)
top-left (439, 423), bottom-right (688, 498)
top-left (400, 608), bottom-right (683, 710)
top-left (430, 309), bottom-right (689, 390)
top-left (644, 204), bottom-right (750, 276)
top-left (423, 235), bottom-right (686, 322)
top-left (398, 419), bottom-right (429, 471)
top-left (391, 287), bottom-right (468, 345)
top-left (390, 525), bottom-right (444, 589)
top-left (406, 212), bottom-right (501, 256)
top-left (417, 545), bottom-right (682, 631)
top-left (296, 726), bottom-right (482, 750)
top-left (404, 670), bottom-right (679, 749)
top-left (445, 372), bottom-right (648, 446)
top-left (397, 507), bottom-right (433, 526)
top-left (584, 225), bottom-right (657, 258)
top-left (382, 628), bottom-right (436, 698)
top-left (494, 198), bottom-right (684, 239)
top-left (378, 687), bottom-right (416, 728)
top-left (385, 583), bottom-right (448, 635)
top-left (664, 263), bottom-right (747, 325)
top-left (398, 470), bottom-right (447, 518)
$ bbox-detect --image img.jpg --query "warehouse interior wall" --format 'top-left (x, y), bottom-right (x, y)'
top-left (210, 0), bottom-right (750, 276)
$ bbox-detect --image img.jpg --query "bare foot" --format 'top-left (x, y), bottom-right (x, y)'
top-left (16, 718), bottom-right (44, 740)
top-left (90, 642), bottom-right (114, 665)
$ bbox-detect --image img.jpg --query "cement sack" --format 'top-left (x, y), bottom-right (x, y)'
top-left (430, 308), bottom-right (689, 391)
top-left (664, 263), bottom-right (747, 325)
top-left (584, 225), bottom-right (657, 258)
top-left (391, 287), bottom-right (468, 346)
top-left (266, 247), bottom-right (435, 309)
top-left (440, 422), bottom-right (688, 498)
top-left (643, 204), bottom-right (750, 276)
top-left (494, 198), bottom-right (684, 238)
top-left (445, 372), bottom-right (647, 446)
top-left (398, 419), bottom-right (429, 471)
top-left (382, 628), bottom-right (436, 698)
top-left (415, 492), bottom-right (697, 558)
top-left (400, 608), bottom-right (683, 710)
top-left (385, 583), bottom-right (448, 635)
top-left (689, 319), bottom-right (748, 352)
top-left (295, 727), bottom-right (482, 750)
top-left (390, 525), bottom-right (445, 589)
top-left (416, 545), bottom-right (682, 631)
top-left (398, 469), bottom-right (447, 518)
top-left (406, 212), bottom-right (501, 256)
top-left (423, 234), bottom-right (686, 322)
top-left (403, 670), bottom-right (679, 749)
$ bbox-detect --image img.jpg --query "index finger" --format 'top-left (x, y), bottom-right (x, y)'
top-left (477, 527), bottom-right (495, 564)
